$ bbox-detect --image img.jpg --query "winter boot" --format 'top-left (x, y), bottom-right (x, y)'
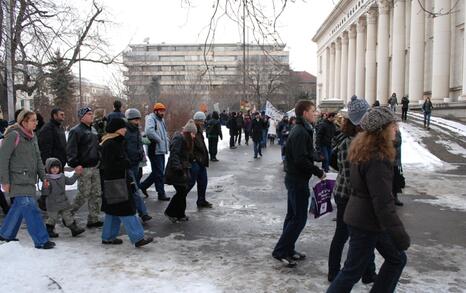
top-left (46, 224), bottom-right (59, 238)
top-left (135, 237), bottom-right (154, 248)
top-left (67, 221), bottom-right (85, 237)
top-left (36, 241), bottom-right (56, 249)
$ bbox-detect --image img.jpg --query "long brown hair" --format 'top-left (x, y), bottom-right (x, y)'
top-left (348, 123), bottom-right (395, 163)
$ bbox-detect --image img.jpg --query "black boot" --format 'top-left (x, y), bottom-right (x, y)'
top-left (135, 237), bottom-right (153, 248)
top-left (394, 195), bottom-right (404, 206)
top-left (67, 221), bottom-right (85, 237)
top-left (46, 224), bottom-right (59, 238)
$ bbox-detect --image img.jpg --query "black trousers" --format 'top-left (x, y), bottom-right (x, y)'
top-left (208, 137), bottom-right (219, 159)
top-left (236, 128), bottom-right (242, 144)
top-left (244, 130), bottom-right (251, 144)
top-left (401, 108), bottom-right (408, 121)
top-left (0, 190), bottom-right (10, 214)
top-left (229, 132), bottom-right (236, 147)
top-left (164, 185), bottom-right (188, 218)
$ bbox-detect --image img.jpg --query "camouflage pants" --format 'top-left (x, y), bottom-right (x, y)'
top-left (71, 167), bottom-right (102, 223)
top-left (46, 208), bottom-right (74, 227)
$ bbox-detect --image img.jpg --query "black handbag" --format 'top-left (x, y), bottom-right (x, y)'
top-left (103, 178), bottom-right (129, 204)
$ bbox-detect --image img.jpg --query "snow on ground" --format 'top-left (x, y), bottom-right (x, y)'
top-left (408, 112), bottom-right (466, 137)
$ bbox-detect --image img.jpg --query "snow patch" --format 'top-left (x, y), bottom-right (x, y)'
top-left (408, 112), bottom-right (466, 137)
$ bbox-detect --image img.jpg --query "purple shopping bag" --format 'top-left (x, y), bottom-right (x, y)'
top-left (310, 179), bottom-right (336, 218)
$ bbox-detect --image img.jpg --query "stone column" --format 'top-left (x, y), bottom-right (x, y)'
top-left (365, 8), bottom-right (378, 105)
top-left (355, 18), bottom-right (366, 98)
top-left (329, 43), bottom-right (335, 99)
top-left (409, 0), bottom-right (425, 103)
top-left (347, 25), bottom-right (357, 100)
top-left (334, 38), bottom-right (342, 100)
top-left (431, 0), bottom-right (451, 103)
top-left (461, 0), bottom-right (466, 101)
top-left (340, 32), bottom-right (349, 102)
top-left (377, 0), bottom-right (391, 104)
top-left (391, 0), bottom-right (406, 99)
top-left (324, 47), bottom-right (330, 100)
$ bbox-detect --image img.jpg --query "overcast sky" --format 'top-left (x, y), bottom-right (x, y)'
top-left (74, 0), bottom-right (336, 86)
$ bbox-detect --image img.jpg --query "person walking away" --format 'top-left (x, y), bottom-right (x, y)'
top-left (164, 120), bottom-right (196, 222)
top-left (393, 129), bottom-right (404, 206)
top-left (235, 111), bottom-right (244, 145)
top-left (388, 93), bottom-right (398, 112)
top-left (0, 110), bottom-right (55, 249)
top-left (316, 112), bottom-right (337, 172)
top-left (327, 107), bottom-right (410, 293)
top-left (187, 112), bottom-right (212, 208)
top-left (37, 108), bottom-right (67, 211)
top-left (277, 116), bottom-right (289, 161)
top-left (227, 112), bottom-right (238, 149)
top-left (100, 118), bottom-right (153, 247)
top-left (422, 96), bottom-right (433, 129)
top-left (243, 113), bottom-right (252, 146)
top-left (327, 97), bottom-right (377, 283)
top-left (401, 96), bottom-right (409, 122)
top-left (206, 111), bottom-right (223, 161)
top-left (107, 100), bottom-right (125, 123)
top-left (268, 118), bottom-right (277, 145)
top-left (124, 108), bottom-right (152, 222)
top-left (67, 106), bottom-right (103, 228)
top-left (251, 112), bottom-right (263, 159)
top-left (272, 101), bottom-right (326, 267)
top-left (42, 158), bottom-right (85, 238)
top-left (140, 103), bottom-right (171, 201)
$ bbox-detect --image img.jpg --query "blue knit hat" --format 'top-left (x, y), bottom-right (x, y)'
top-left (77, 106), bottom-right (92, 119)
top-left (347, 96), bottom-right (369, 125)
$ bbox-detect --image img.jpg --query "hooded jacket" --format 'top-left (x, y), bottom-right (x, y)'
top-left (0, 124), bottom-right (46, 197)
top-left (42, 158), bottom-right (78, 213)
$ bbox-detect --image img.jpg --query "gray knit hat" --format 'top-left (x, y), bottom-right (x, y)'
top-left (360, 106), bottom-right (400, 132)
top-left (183, 119), bottom-right (198, 134)
top-left (125, 108), bottom-right (142, 120)
top-left (347, 95), bottom-right (369, 125)
top-left (193, 111), bottom-right (206, 121)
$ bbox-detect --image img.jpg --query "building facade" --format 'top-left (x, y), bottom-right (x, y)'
top-left (123, 43), bottom-right (289, 105)
top-left (313, 0), bottom-right (466, 107)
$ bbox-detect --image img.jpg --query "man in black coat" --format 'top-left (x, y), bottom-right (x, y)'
top-left (272, 100), bottom-right (325, 267)
top-left (227, 112), bottom-right (238, 149)
top-left (316, 112), bottom-right (337, 172)
top-left (401, 96), bottom-right (409, 122)
top-left (251, 112), bottom-right (263, 159)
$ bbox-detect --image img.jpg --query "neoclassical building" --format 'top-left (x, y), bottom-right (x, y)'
top-left (313, 0), bottom-right (466, 107)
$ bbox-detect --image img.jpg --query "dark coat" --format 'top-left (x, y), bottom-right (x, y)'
top-left (107, 111), bottom-right (125, 123)
top-left (316, 119), bottom-right (336, 148)
top-left (227, 116), bottom-right (238, 135)
top-left (38, 119), bottom-right (67, 166)
top-left (243, 118), bottom-right (252, 132)
top-left (284, 117), bottom-right (324, 180)
top-left (66, 123), bottom-right (100, 168)
top-left (164, 134), bottom-right (192, 186)
top-left (100, 135), bottom-right (136, 216)
top-left (422, 101), bottom-right (433, 113)
top-left (124, 123), bottom-right (145, 167)
top-left (251, 118), bottom-right (263, 142)
top-left (345, 159), bottom-right (410, 251)
top-left (193, 126), bottom-right (209, 167)
top-left (236, 115), bottom-right (244, 129)
top-left (206, 118), bottom-right (223, 140)
top-left (401, 97), bottom-right (409, 109)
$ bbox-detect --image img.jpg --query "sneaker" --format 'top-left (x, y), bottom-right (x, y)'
top-left (394, 198), bottom-right (404, 206)
top-left (211, 158), bottom-right (219, 162)
top-left (36, 241), bottom-right (56, 249)
top-left (102, 238), bottom-right (123, 245)
top-left (87, 221), bottom-right (104, 228)
top-left (229, 146), bottom-right (237, 149)
top-left (290, 251), bottom-right (306, 261)
top-left (273, 255), bottom-right (297, 268)
top-left (141, 188), bottom-right (149, 198)
top-left (158, 194), bottom-right (171, 201)
top-left (197, 201), bottom-right (213, 208)
top-left (135, 237), bottom-right (153, 248)
top-left (141, 214), bottom-right (153, 223)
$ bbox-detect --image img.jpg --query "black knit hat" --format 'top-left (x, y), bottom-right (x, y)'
top-left (105, 117), bottom-right (126, 133)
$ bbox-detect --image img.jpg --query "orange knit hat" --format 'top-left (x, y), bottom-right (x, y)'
top-left (153, 103), bottom-right (166, 111)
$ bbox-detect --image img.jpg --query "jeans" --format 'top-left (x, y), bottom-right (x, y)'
top-left (244, 130), bottom-right (251, 144)
top-left (129, 165), bottom-right (148, 217)
top-left (208, 137), bottom-right (219, 159)
top-left (390, 104), bottom-right (396, 112)
top-left (327, 226), bottom-right (407, 293)
top-left (141, 153), bottom-right (166, 196)
top-left (321, 145), bottom-right (332, 172)
top-left (0, 196), bottom-right (49, 247)
top-left (187, 161), bottom-right (208, 204)
top-left (424, 112), bottom-right (431, 128)
top-left (261, 129), bottom-right (268, 147)
top-left (328, 199), bottom-right (376, 278)
top-left (165, 185), bottom-right (189, 218)
top-left (101, 213), bottom-right (145, 244)
top-left (272, 175), bottom-right (310, 258)
top-left (401, 108), bottom-right (408, 121)
top-left (253, 141), bottom-right (262, 158)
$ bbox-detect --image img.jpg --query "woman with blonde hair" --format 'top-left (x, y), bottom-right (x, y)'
top-left (0, 109), bottom-right (55, 249)
top-left (327, 107), bottom-right (410, 293)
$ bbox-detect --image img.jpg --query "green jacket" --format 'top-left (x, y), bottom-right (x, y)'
top-left (0, 125), bottom-right (45, 197)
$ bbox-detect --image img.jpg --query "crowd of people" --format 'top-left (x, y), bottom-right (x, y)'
top-left (0, 95), bottom-right (431, 291)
